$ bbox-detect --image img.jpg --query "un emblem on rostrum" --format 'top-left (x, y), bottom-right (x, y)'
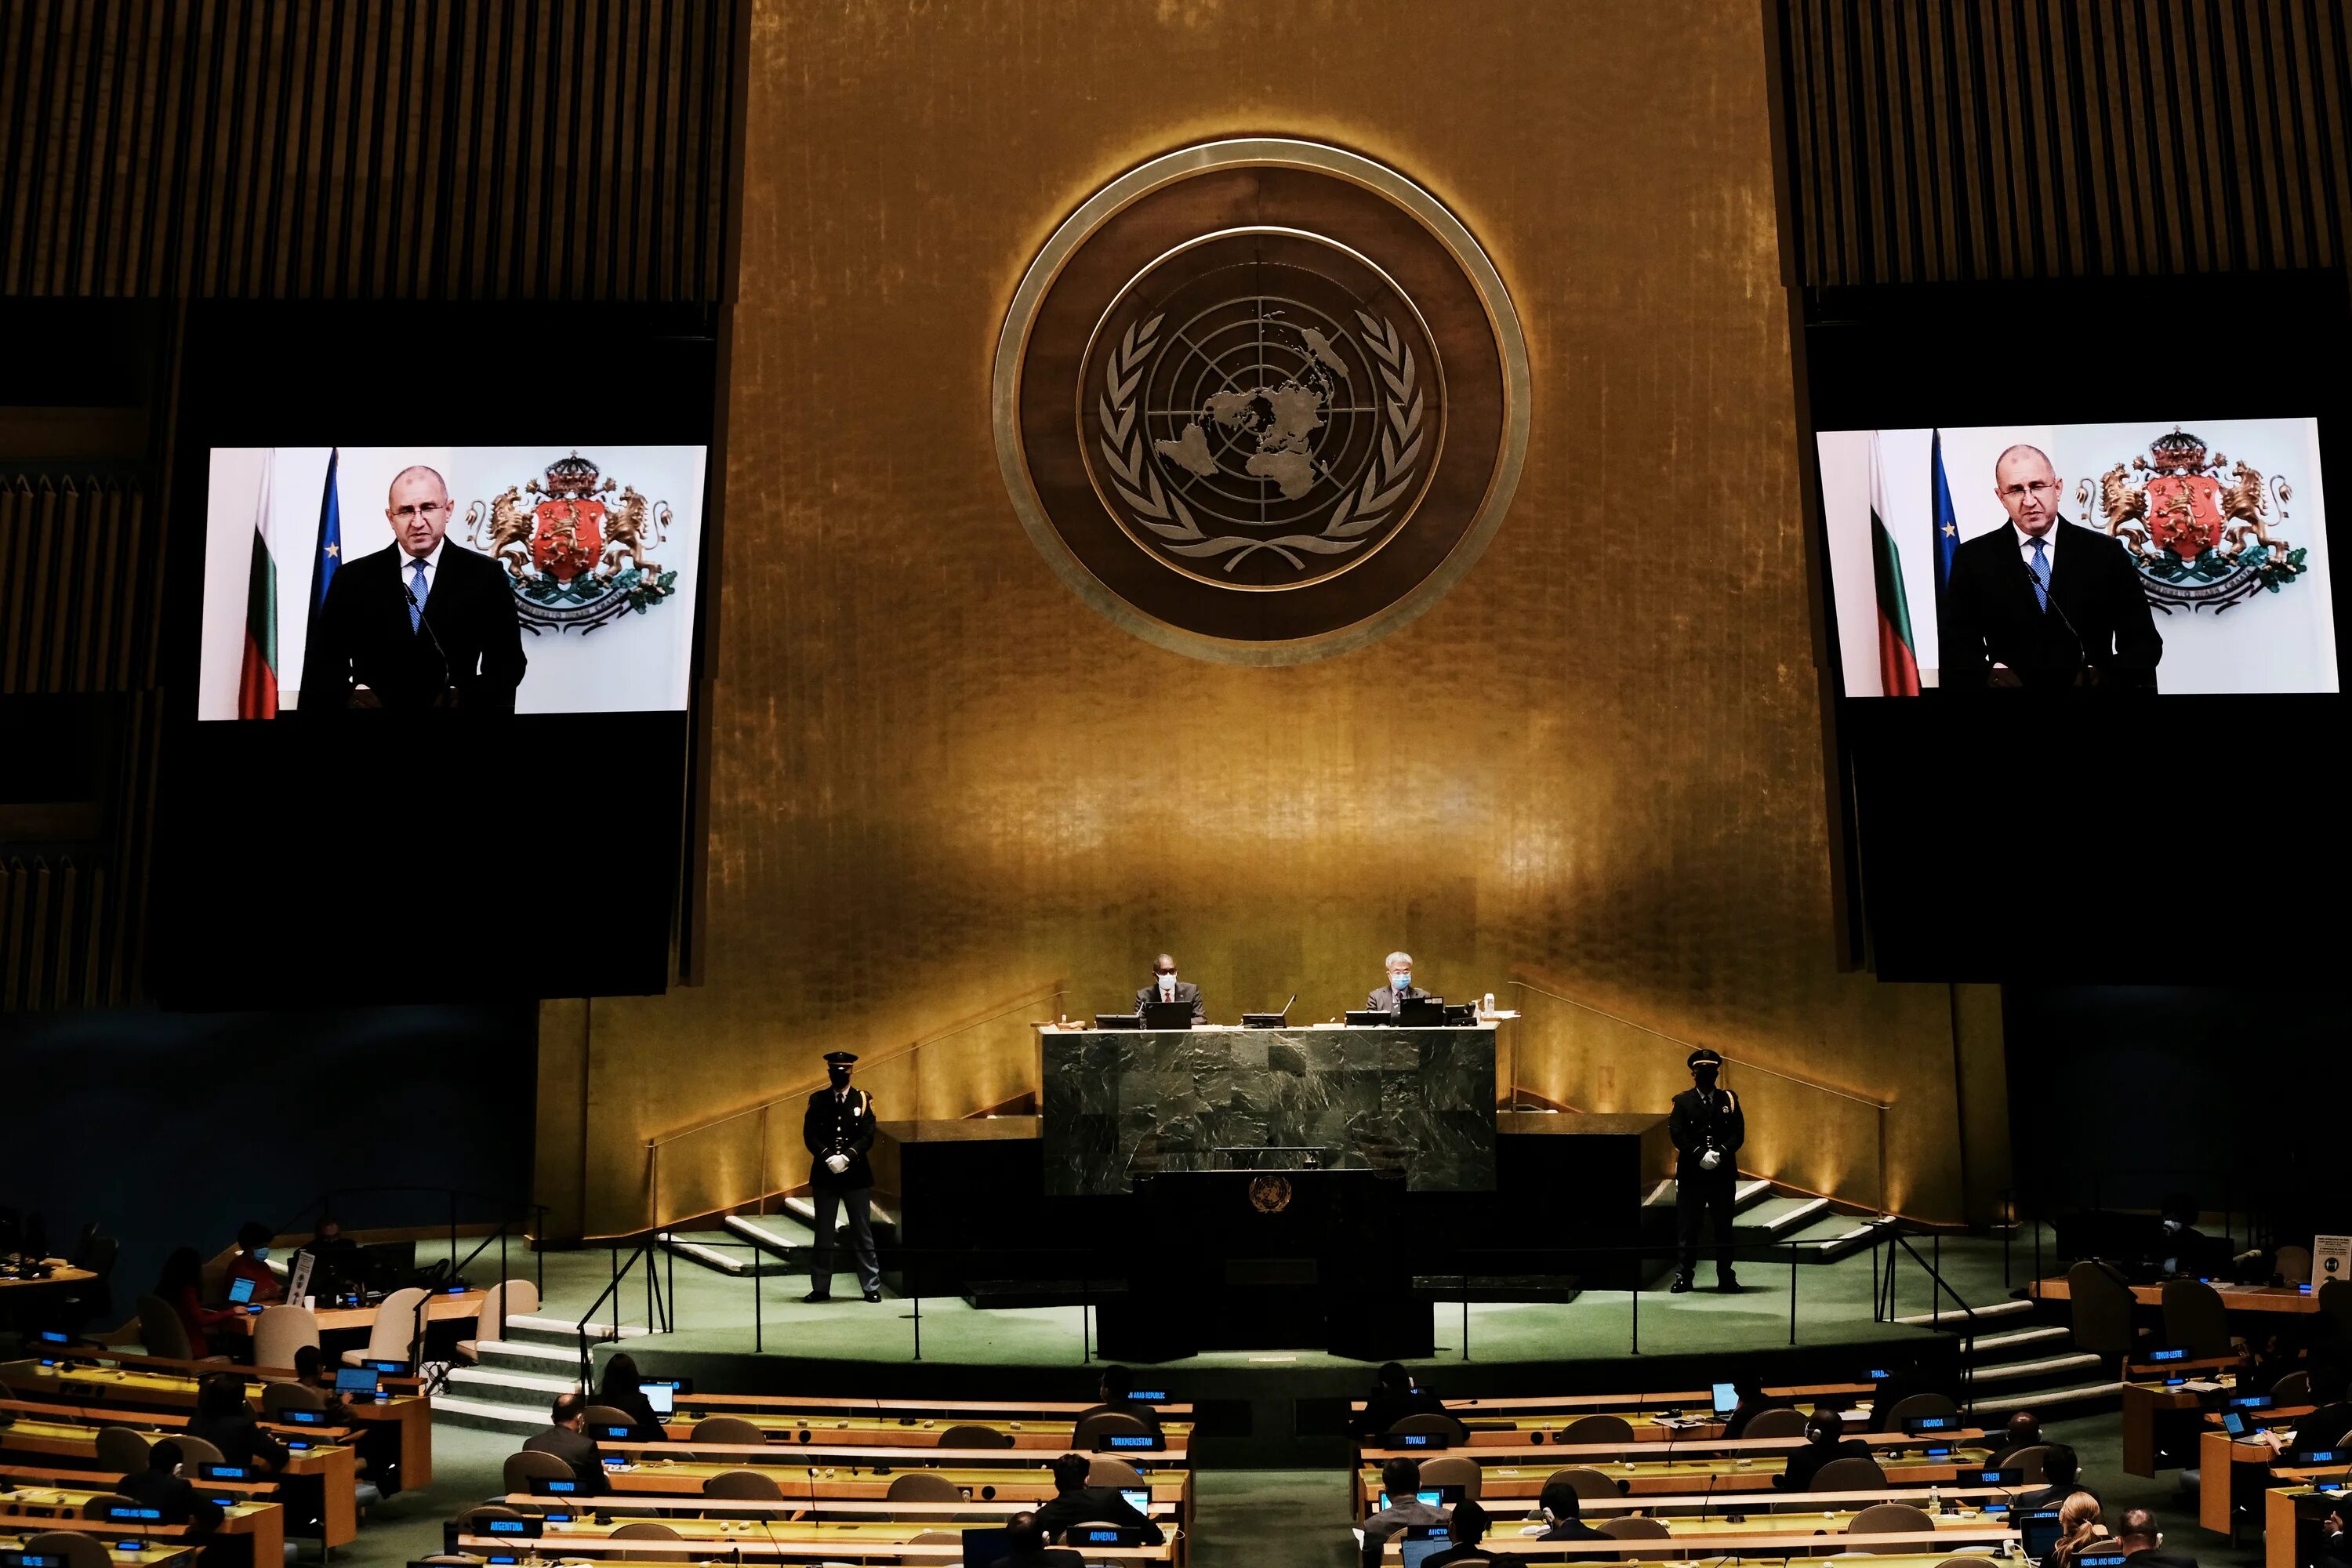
top-left (995, 140), bottom-right (1529, 663)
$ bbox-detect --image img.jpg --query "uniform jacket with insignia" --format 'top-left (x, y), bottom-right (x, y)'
top-left (803, 1086), bottom-right (877, 1190)
top-left (1669, 1084), bottom-right (1744, 1180)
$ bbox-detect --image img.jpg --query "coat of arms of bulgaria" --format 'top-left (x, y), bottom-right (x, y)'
top-left (465, 451), bottom-right (677, 633)
top-left (2080, 427), bottom-right (2308, 613)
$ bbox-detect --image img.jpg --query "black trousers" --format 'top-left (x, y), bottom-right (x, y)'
top-left (1675, 1171), bottom-right (1737, 1279)
top-left (811, 1185), bottom-right (880, 1296)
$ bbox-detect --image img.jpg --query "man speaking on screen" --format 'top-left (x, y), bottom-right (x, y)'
top-left (305, 466), bottom-right (526, 712)
top-left (1940, 444), bottom-right (2161, 691)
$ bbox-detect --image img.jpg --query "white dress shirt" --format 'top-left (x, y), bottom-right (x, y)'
top-left (2014, 518), bottom-right (2057, 579)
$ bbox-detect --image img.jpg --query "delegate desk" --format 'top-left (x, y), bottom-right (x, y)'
top-left (0, 1405), bottom-right (361, 1547)
top-left (2121, 1357), bottom-right (2239, 1476)
top-left (497, 1494), bottom-right (1182, 1526)
top-left (2264, 1483), bottom-right (2352, 1568)
top-left (2027, 1276), bottom-right (2321, 1315)
top-left (0, 1470), bottom-right (287, 1567)
top-left (595, 1449), bottom-right (1191, 1512)
top-left (219, 1287), bottom-right (489, 1339)
top-left (1355, 1382), bottom-right (1878, 1425)
top-left (462, 1515), bottom-right (1181, 1563)
top-left (662, 1412), bottom-right (1192, 1452)
top-left (675, 1394), bottom-right (1196, 1421)
top-left (1377, 1523), bottom-right (2020, 1561)
top-left (459, 1529), bottom-right (1172, 1563)
top-left (0, 1526), bottom-right (200, 1568)
top-left (5, 1356), bottom-right (434, 1492)
top-left (1355, 1433), bottom-right (1996, 1508)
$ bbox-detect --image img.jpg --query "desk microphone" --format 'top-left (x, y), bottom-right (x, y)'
top-left (404, 583), bottom-right (453, 700)
top-left (1697, 1469), bottom-right (1719, 1525)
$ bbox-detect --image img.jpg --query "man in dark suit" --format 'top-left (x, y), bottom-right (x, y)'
top-left (1359, 1457), bottom-right (1447, 1568)
top-left (521, 1392), bottom-right (605, 1493)
top-left (1032, 1452), bottom-right (1165, 1546)
top-left (1347, 1362), bottom-right (1455, 1442)
top-left (1940, 444), bottom-right (2161, 690)
top-left (1366, 952), bottom-right (1428, 1014)
top-left (1775, 1409), bottom-right (1874, 1491)
top-left (305, 465), bottom-right (526, 712)
top-left (1073, 1364), bottom-right (1164, 1436)
top-left (118, 1439), bottom-right (208, 1525)
top-left (1670, 1047), bottom-right (1744, 1293)
top-left (801, 1051), bottom-right (880, 1303)
top-left (2114, 1506), bottom-right (2199, 1568)
top-left (2012, 1443), bottom-right (2096, 1514)
top-left (2318, 1501), bottom-right (2352, 1567)
top-left (1534, 1477), bottom-right (1610, 1541)
top-left (1133, 955), bottom-right (1205, 1022)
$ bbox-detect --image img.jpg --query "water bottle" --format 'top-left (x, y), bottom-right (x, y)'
top-left (1483, 991), bottom-right (1497, 1014)
top-left (1928, 1486), bottom-right (1941, 1514)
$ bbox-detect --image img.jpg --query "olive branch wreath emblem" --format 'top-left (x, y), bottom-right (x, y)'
top-left (1096, 310), bottom-right (1424, 574)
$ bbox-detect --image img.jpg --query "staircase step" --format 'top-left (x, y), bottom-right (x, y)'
top-left (432, 1392), bottom-right (562, 1436)
top-left (1783, 1217), bottom-right (1894, 1262)
top-left (1734, 1196), bottom-right (1834, 1240)
top-left (475, 1338), bottom-right (589, 1374)
top-left (1964, 1351), bottom-right (2104, 1387)
top-left (443, 1364), bottom-right (580, 1416)
top-left (724, 1214), bottom-right (813, 1265)
top-left (1967, 1379), bottom-right (2123, 1419)
top-left (775, 1194), bottom-right (902, 1238)
top-left (1962, 1325), bottom-right (2074, 1362)
top-left (659, 1230), bottom-right (793, 1278)
top-left (502, 1313), bottom-right (650, 1346)
top-left (1896, 1297), bottom-right (2036, 1329)
top-left (1643, 1178), bottom-right (1775, 1210)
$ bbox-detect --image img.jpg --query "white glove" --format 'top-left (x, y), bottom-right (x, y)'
top-left (1700, 1149), bottom-right (1722, 1171)
top-left (826, 1153), bottom-right (850, 1174)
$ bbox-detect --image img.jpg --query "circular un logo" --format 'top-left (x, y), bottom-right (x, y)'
top-left (1247, 1174), bottom-right (1294, 1213)
top-left (994, 140), bottom-right (1529, 663)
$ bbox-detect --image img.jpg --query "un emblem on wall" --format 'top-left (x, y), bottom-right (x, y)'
top-left (995, 140), bottom-right (1529, 663)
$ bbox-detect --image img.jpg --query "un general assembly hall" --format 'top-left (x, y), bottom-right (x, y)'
top-left (1, 3), bottom-right (2348, 1568)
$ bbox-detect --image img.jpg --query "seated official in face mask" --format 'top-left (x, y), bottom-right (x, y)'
top-left (1133, 954), bottom-right (1206, 1022)
top-left (1367, 952), bottom-right (1427, 1013)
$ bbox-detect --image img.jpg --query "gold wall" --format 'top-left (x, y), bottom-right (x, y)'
top-left (535, 0), bottom-right (2007, 1238)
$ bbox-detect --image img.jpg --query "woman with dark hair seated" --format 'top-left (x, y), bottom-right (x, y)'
top-left (595, 1352), bottom-right (670, 1440)
top-left (155, 1247), bottom-right (242, 1361)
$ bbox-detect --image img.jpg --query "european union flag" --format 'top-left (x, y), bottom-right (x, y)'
top-left (304, 448), bottom-right (342, 688)
top-left (1929, 429), bottom-right (1960, 610)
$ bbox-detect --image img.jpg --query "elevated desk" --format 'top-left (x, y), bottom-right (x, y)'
top-left (2027, 1276), bottom-right (2319, 1314)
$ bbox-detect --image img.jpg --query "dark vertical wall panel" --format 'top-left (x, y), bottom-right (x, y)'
top-left (0, 0), bottom-right (742, 301)
top-left (1769, 0), bottom-right (2352, 285)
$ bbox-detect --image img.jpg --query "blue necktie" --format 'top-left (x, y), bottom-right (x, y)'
top-left (2027, 536), bottom-right (2049, 612)
top-left (408, 557), bottom-right (430, 632)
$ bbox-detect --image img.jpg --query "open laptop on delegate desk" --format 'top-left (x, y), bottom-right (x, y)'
top-left (1243, 994), bottom-right (1296, 1029)
top-left (1141, 1000), bottom-right (1196, 1029)
top-left (1396, 995), bottom-right (1446, 1025)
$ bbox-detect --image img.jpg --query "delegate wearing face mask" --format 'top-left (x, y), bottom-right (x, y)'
top-left (1133, 956), bottom-right (1206, 1022)
top-left (1369, 953), bottom-right (1419, 1013)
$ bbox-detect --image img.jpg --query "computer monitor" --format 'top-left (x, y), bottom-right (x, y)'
top-left (1094, 1013), bottom-right (1142, 1030)
top-left (2223, 1410), bottom-right (2249, 1437)
top-left (227, 1275), bottom-right (256, 1305)
top-left (1398, 1529), bottom-right (1452, 1568)
top-left (335, 1367), bottom-right (379, 1396)
top-left (1377, 1490), bottom-right (1454, 1510)
top-left (960, 1527), bottom-right (1014, 1568)
top-left (1140, 1000), bottom-right (1195, 1029)
top-left (1344, 1010), bottom-right (1385, 1026)
top-left (1711, 1381), bottom-right (1738, 1414)
top-left (640, 1382), bottom-right (675, 1415)
top-left (2020, 1512), bottom-right (2063, 1560)
top-left (1396, 996), bottom-right (1446, 1025)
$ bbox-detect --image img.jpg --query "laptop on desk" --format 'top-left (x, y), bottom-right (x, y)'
top-left (1140, 1000), bottom-right (1196, 1029)
top-left (1396, 996), bottom-right (1446, 1025)
top-left (1243, 994), bottom-right (1296, 1029)
top-left (1094, 1012), bottom-right (1142, 1029)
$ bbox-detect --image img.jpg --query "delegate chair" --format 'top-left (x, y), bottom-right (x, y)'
top-left (136, 1294), bottom-right (199, 1362)
top-left (884, 1472), bottom-right (960, 1503)
top-left (78, 1495), bottom-right (140, 1522)
top-left (2066, 1261), bottom-right (2136, 1359)
top-left (1418, 1457), bottom-right (1480, 1501)
top-left (1086, 1457), bottom-right (1146, 1490)
top-left (1599, 1517), bottom-right (1670, 1559)
top-left (341, 1287), bottom-right (429, 1369)
top-left (612, 1521), bottom-right (683, 1563)
top-left (688, 1416), bottom-right (765, 1446)
top-left (2276, 1247), bottom-right (2314, 1287)
top-left (2272, 1371), bottom-right (2313, 1405)
top-left (503, 1450), bottom-right (578, 1494)
top-left (703, 1470), bottom-right (785, 1501)
top-left (1883, 1393), bottom-right (1960, 1429)
top-left (1744, 1408), bottom-right (1809, 1439)
top-left (172, 1435), bottom-right (226, 1467)
top-left (2324, 1279), bottom-right (2352, 1340)
top-left (1558, 1415), bottom-right (1638, 1446)
top-left (1810, 1457), bottom-right (1888, 1491)
top-left (2161, 1278), bottom-right (2230, 1361)
top-left (456, 1279), bottom-right (543, 1364)
top-left (459, 1507), bottom-right (533, 1533)
top-left (1385, 1411), bottom-right (1471, 1446)
top-left (586, 1406), bottom-right (640, 1432)
top-left (24, 1534), bottom-right (110, 1568)
top-left (2000, 1444), bottom-right (2052, 1484)
top-left (938, 1424), bottom-right (1015, 1449)
top-left (94, 1426), bottom-right (154, 1475)
top-left (1546, 1468), bottom-right (1622, 1501)
top-left (1849, 1504), bottom-right (1935, 1534)
top-left (262, 1381), bottom-right (328, 1418)
top-left (252, 1305), bottom-right (319, 1370)
top-left (1071, 1410), bottom-right (1152, 1450)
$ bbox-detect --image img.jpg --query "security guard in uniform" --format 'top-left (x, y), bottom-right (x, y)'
top-left (1669, 1047), bottom-right (1744, 1293)
top-left (801, 1051), bottom-right (882, 1302)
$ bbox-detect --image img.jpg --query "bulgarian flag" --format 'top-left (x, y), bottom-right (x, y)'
top-left (235, 451), bottom-right (278, 718)
top-left (1870, 436), bottom-right (1922, 696)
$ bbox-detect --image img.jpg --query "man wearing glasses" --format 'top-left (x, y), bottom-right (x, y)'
top-left (307, 465), bottom-right (527, 712)
top-left (1940, 443), bottom-right (2161, 690)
